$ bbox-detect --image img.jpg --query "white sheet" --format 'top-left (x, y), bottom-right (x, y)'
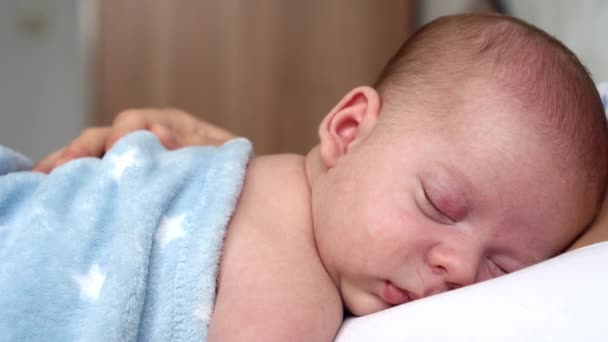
top-left (335, 242), bottom-right (608, 341)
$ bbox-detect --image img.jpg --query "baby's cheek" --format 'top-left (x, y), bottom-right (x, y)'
top-left (369, 217), bottom-right (407, 251)
top-left (342, 284), bottom-right (391, 316)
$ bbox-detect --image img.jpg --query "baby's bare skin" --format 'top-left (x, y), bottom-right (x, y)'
top-left (208, 154), bottom-right (342, 341)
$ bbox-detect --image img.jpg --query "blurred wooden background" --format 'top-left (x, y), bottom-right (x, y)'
top-left (96, 0), bottom-right (416, 154)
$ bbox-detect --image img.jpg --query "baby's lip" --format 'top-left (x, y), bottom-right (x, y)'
top-left (382, 280), bottom-right (414, 306)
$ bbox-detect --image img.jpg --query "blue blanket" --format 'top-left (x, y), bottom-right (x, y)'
top-left (0, 131), bottom-right (252, 341)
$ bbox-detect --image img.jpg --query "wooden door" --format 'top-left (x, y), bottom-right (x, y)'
top-left (96, 0), bottom-right (415, 154)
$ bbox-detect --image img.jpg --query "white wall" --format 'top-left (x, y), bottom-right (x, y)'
top-left (0, 0), bottom-right (89, 161)
top-left (508, 0), bottom-right (608, 83)
top-left (419, 0), bottom-right (608, 83)
top-left (418, 0), bottom-right (490, 24)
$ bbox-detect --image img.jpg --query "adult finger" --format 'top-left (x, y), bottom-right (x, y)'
top-left (53, 127), bottom-right (111, 168)
top-left (106, 108), bottom-right (200, 149)
top-left (105, 109), bottom-right (152, 150)
top-left (185, 120), bottom-right (236, 146)
top-left (32, 147), bottom-right (65, 173)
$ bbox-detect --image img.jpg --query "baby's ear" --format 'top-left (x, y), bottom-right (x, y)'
top-left (318, 86), bottom-right (381, 168)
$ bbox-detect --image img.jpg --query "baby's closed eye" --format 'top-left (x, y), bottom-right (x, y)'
top-left (487, 259), bottom-right (509, 278)
top-left (416, 173), bottom-right (470, 224)
top-left (418, 185), bottom-right (456, 225)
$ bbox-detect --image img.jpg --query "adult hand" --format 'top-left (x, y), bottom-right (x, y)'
top-left (33, 108), bottom-right (235, 173)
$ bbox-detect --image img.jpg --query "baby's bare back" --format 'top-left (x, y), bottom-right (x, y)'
top-left (207, 154), bottom-right (343, 342)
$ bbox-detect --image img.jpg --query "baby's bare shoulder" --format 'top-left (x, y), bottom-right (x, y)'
top-left (208, 154), bottom-right (343, 341)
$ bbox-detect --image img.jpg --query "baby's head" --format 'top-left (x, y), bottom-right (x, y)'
top-left (306, 14), bottom-right (608, 316)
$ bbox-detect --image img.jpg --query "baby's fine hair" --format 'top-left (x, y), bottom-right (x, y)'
top-left (375, 13), bottom-right (608, 207)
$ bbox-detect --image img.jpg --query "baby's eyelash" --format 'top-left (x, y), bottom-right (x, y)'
top-left (496, 263), bottom-right (509, 275)
top-left (421, 187), bottom-right (455, 224)
top-left (423, 189), bottom-right (441, 213)
top-left (487, 260), bottom-right (508, 277)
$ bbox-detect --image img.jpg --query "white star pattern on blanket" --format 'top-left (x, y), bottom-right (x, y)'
top-left (155, 214), bottom-right (187, 249)
top-left (108, 149), bottom-right (139, 180)
top-left (73, 263), bottom-right (106, 300)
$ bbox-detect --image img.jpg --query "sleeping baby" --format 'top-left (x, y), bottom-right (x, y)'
top-left (2, 14), bottom-right (607, 341)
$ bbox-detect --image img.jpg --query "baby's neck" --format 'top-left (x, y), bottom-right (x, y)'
top-left (243, 153), bottom-right (315, 231)
top-left (213, 152), bottom-right (344, 340)
top-left (304, 145), bottom-right (325, 190)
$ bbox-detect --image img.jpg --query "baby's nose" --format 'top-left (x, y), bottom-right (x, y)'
top-left (425, 244), bottom-right (480, 293)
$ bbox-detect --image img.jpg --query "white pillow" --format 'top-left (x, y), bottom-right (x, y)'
top-left (335, 242), bottom-right (608, 342)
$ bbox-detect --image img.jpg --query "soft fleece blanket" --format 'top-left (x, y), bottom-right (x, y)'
top-left (0, 131), bottom-right (252, 341)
